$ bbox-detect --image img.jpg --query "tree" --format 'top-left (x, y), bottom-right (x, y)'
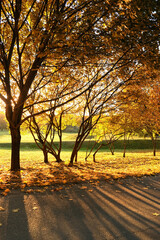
top-left (115, 70), bottom-right (160, 156)
top-left (27, 107), bottom-right (64, 163)
top-left (26, 96), bottom-right (75, 164)
top-left (0, 0), bottom-right (117, 170)
top-left (68, 66), bottom-right (128, 165)
top-left (91, 115), bottom-right (124, 162)
top-left (133, 85), bottom-right (160, 156)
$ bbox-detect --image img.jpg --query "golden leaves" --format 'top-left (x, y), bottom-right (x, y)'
top-left (0, 152), bottom-right (160, 195)
top-left (0, 207), bottom-right (5, 211)
top-left (12, 209), bottom-right (20, 213)
top-left (152, 213), bottom-right (160, 217)
top-left (32, 207), bottom-right (38, 210)
top-left (1, 188), bottom-right (10, 196)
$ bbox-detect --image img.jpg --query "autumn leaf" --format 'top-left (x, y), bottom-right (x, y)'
top-left (0, 207), bottom-right (5, 211)
top-left (5, 188), bottom-right (10, 193)
top-left (1, 189), bottom-right (10, 196)
top-left (32, 207), bottom-right (38, 210)
top-left (152, 213), bottom-right (159, 216)
top-left (53, 187), bottom-right (63, 191)
top-left (80, 186), bottom-right (87, 189)
top-left (12, 209), bottom-right (20, 213)
top-left (25, 189), bottom-right (34, 193)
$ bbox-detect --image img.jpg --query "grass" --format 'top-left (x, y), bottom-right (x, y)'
top-left (0, 131), bottom-right (160, 194)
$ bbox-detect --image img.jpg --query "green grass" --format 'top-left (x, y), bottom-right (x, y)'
top-left (0, 130), bottom-right (159, 151)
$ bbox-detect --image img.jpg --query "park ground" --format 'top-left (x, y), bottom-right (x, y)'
top-left (0, 131), bottom-right (160, 194)
top-left (0, 174), bottom-right (160, 240)
top-left (0, 132), bottom-right (160, 239)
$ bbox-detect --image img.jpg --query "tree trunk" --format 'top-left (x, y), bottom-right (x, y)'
top-left (69, 142), bottom-right (79, 165)
top-left (75, 152), bottom-right (78, 163)
top-left (93, 143), bottom-right (103, 162)
top-left (69, 153), bottom-right (75, 165)
top-left (153, 147), bottom-right (156, 157)
top-left (56, 153), bottom-right (63, 163)
top-left (123, 145), bottom-right (126, 158)
top-left (69, 149), bottom-right (77, 165)
top-left (43, 145), bottom-right (49, 163)
top-left (123, 133), bottom-right (126, 158)
top-left (151, 135), bottom-right (156, 156)
top-left (109, 142), bottom-right (115, 155)
top-left (10, 126), bottom-right (21, 171)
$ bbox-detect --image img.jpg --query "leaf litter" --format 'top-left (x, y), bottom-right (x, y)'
top-left (0, 156), bottom-right (160, 195)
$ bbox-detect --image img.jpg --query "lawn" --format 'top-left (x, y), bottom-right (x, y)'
top-left (0, 131), bottom-right (160, 194)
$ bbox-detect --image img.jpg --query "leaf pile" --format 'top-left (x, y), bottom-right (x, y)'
top-left (0, 154), bottom-right (160, 195)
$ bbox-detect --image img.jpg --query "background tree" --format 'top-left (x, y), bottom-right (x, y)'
top-left (91, 115), bottom-right (124, 162)
top-left (115, 69), bottom-right (160, 156)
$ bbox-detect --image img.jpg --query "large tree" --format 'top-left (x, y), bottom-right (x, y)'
top-left (0, 0), bottom-right (116, 170)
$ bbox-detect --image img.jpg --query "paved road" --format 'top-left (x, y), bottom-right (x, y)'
top-left (0, 175), bottom-right (160, 240)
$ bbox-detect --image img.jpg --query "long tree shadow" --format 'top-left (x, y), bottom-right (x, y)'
top-left (5, 193), bottom-right (32, 240)
top-left (0, 171), bottom-right (32, 240)
top-left (27, 175), bottom-right (160, 240)
top-left (1, 175), bottom-right (160, 240)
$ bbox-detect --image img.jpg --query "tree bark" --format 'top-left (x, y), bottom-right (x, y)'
top-left (69, 142), bottom-right (79, 165)
top-left (93, 143), bottom-right (103, 162)
top-left (123, 133), bottom-right (126, 158)
top-left (55, 152), bottom-right (63, 163)
top-left (43, 145), bottom-right (49, 163)
top-left (151, 135), bottom-right (156, 156)
top-left (75, 152), bottom-right (78, 163)
top-left (109, 142), bottom-right (115, 155)
top-left (10, 125), bottom-right (21, 171)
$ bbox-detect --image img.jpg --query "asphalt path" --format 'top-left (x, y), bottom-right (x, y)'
top-left (0, 175), bottom-right (160, 240)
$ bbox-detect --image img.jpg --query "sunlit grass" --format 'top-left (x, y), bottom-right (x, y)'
top-left (0, 149), bottom-right (160, 192)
